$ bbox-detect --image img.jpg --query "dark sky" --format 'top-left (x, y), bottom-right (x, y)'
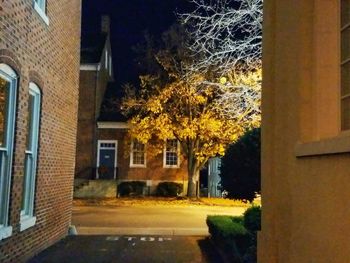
top-left (82, 0), bottom-right (193, 87)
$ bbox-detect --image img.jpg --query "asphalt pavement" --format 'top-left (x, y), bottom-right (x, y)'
top-left (28, 235), bottom-right (224, 263)
top-left (28, 204), bottom-right (244, 262)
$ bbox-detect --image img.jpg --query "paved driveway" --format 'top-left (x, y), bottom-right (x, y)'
top-left (72, 205), bottom-right (246, 236)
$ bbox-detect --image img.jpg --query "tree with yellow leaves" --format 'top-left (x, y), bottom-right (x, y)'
top-left (122, 48), bottom-right (260, 197)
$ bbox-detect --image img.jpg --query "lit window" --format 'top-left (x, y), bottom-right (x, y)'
top-left (0, 64), bottom-right (18, 240)
top-left (20, 83), bottom-right (41, 231)
top-left (164, 139), bottom-right (180, 168)
top-left (130, 140), bottom-right (146, 167)
top-left (33, 0), bottom-right (49, 25)
top-left (341, 1), bottom-right (350, 130)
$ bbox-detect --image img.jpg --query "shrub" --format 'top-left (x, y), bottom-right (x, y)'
top-left (156, 182), bottom-right (183, 197)
top-left (118, 181), bottom-right (146, 197)
top-left (206, 207), bottom-right (262, 263)
top-left (242, 206), bottom-right (261, 263)
top-left (221, 128), bottom-right (261, 201)
top-left (206, 215), bottom-right (250, 260)
top-left (243, 206), bottom-right (261, 233)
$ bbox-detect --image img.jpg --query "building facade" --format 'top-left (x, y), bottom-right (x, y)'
top-left (75, 15), bottom-right (114, 180)
top-left (75, 17), bottom-right (188, 196)
top-left (259, 1), bottom-right (350, 262)
top-left (95, 122), bottom-right (188, 195)
top-left (0, 0), bottom-right (81, 261)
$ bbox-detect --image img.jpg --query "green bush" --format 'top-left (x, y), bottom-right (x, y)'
top-left (221, 128), bottom-right (261, 201)
top-left (118, 181), bottom-right (146, 197)
top-left (243, 206), bottom-right (261, 233)
top-left (156, 182), bottom-right (183, 197)
top-left (242, 206), bottom-right (261, 262)
top-left (206, 207), bottom-right (262, 263)
top-left (206, 215), bottom-right (250, 260)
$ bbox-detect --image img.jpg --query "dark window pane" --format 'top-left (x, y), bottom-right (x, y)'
top-left (341, 27), bottom-right (350, 61)
top-left (0, 77), bottom-right (9, 147)
top-left (342, 0), bottom-right (350, 27)
top-left (341, 62), bottom-right (350, 96)
top-left (26, 95), bottom-right (34, 150)
top-left (341, 97), bottom-right (350, 130)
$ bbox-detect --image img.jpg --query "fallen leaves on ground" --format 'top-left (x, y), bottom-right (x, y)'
top-left (73, 197), bottom-right (251, 208)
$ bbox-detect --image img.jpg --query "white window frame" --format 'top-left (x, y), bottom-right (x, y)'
top-left (96, 140), bottom-right (118, 179)
top-left (20, 83), bottom-right (41, 232)
top-left (33, 0), bottom-right (49, 25)
top-left (130, 140), bottom-right (146, 168)
top-left (0, 64), bottom-right (18, 240)
top-left (163, 139), bottom-right (180, 168)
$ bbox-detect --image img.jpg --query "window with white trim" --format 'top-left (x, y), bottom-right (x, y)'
top-left (20, 83), bottom-right (41, 231)
top-left (0, 64), bottom-right (18, 240)
top-left (130, 140), bottom-right (146, 167)
top-left (164, 139), bottom-right (180, 168)
top-left (341, 1), bottom-right (350, 130)
top-left (34, 0), bottom-right (49, 25)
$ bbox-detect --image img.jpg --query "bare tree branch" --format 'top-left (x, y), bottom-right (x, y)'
top-left (180, 0), bottom-right (263, 74)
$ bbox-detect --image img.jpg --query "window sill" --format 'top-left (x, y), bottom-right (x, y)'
top-left (0, 225), bottom-right (12, 241)
top-left (163, 165), bottom-right (180, 169)
top-left (295, 132), bottom-right (350, 157)
top-left (34, 2), bottom-right (49, 26)
top-left (20, 215), bottom-right (36, 232)
top-left (130, 165), bottom-right (147, 168)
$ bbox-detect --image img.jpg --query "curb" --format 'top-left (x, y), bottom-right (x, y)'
top-left (75, 226), bottom-right (209, 236)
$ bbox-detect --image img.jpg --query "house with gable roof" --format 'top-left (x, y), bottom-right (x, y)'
top-left (75, 16), bottom-right (190, 197)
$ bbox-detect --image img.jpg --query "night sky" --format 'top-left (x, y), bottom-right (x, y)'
top-left (82, 0), bottom-right (193, 87)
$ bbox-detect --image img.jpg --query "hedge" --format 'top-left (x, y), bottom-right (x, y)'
top-left (206, 206), bottom-right (261, 263)
top-left (206, 215), bottom-right (250, 261)
top-left (118, 181), bottom-right (146, 197)
top-left (156, 182), bottom-right (183, 197)
top-left (244, 206), bottom-right (261, 233)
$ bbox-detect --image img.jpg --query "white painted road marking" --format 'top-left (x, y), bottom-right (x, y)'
top-left (106, 236), bottom-right (173, 242)
top-left (140, 237), bottom-right (155, 242)
top-left (106, 236), bottom-right (120, 241)
top-left (159, 237), bottom-right (172, 242)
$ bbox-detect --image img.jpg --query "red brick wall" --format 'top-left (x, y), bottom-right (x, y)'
top-left (75, 71), bottom-right (97, 179)
top-left (0, 0), bottom-right (81, 262)
top-left (75, 38), bottom-right (112, 179)
top-left (98, 128), bottom-right (188, 193)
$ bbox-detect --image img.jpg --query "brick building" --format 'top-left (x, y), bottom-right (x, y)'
top-left (0, 0), bottom-right (81, 262)
top-left (75, 17), bottom-right (188, 197)
top-left (75, 16), bottom-right (114, 181)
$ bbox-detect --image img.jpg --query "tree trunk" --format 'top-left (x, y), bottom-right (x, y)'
top-left (187, 168), bottom-right (200, 198)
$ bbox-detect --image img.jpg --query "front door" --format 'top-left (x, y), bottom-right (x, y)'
top-left (97, 141), bottom-right (117, 179)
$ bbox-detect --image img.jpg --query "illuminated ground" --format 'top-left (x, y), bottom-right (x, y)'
top-left (72, 203), bottom-right (246, 236)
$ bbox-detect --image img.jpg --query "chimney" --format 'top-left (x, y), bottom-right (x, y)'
top-left (101, 15), bottom-right (110, 34)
